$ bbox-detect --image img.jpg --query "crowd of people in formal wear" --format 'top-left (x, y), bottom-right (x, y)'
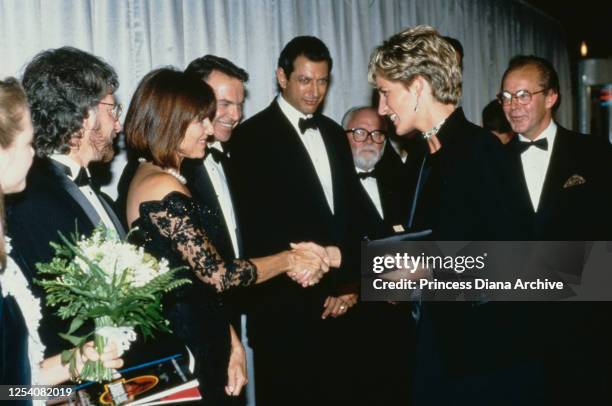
top-left (1, 24), bottom-right (611, 406)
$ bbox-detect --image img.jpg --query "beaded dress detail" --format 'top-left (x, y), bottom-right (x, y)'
top-left (129, 191), bottom-right (257, 404)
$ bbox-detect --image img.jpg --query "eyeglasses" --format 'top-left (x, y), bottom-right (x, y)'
top-left (497, 88), bottom-right (549, 106)
top-left (99, 101), bottom-right (123, 120)
top-left (345, 128), bottom-right (387, 144)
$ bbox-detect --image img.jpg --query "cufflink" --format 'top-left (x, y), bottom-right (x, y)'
top-left (393, 224), bottom-right (405, 233)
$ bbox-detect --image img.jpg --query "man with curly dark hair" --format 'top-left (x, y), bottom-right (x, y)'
top-left (6, 47), bottom-right (125, 356)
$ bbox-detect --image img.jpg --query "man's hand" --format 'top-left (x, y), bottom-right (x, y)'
top-left (321, 293), bottom-right (358, 319)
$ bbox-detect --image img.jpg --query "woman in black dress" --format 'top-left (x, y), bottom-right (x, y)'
top-left (120, 68), bottom-right (336, 405)
top-left (368, 26), bottom-right (534, 405)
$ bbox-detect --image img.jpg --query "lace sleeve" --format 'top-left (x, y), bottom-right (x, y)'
top-left (143, 192), bottom-right (258, 292)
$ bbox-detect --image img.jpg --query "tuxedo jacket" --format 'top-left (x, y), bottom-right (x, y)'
top-left (6, 157), bottom-right (124, 355)
top-left (358, 141), bottom-right (424, 239)
top-left (508, 126), bottom-right (612, 240)
top-left (181, 156), bottom-right (239, 261)
top-left (505, 127), bottom-right (612, 403)
top-left (229, 99), bottom-right (364, 345)
top-left (355, 165), bottom-right (409, 240)
top-left (180, 156), bottom-right (253, 325)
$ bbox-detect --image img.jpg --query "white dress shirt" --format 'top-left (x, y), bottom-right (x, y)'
top-left (50, 154), bottom-right (117, 231)
top-left (277, 95), bottom-right (334, 214)
top-left (204, 141), bottom-right (240, 256)
top-left (357, 168), bottom-right (384, 218)
top-left (518, 120), bottom-right (557, 211)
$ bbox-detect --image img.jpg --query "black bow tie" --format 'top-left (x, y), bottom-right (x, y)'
top-left (73, 167), bottom-right (91, 187)
top-left (298, 116), bottom-right (319, 134)
top-left (517, 138), bottom-right (548, 153)
top-left (358, 171), bottom-right (377, 180)
top-left (207, 147), bottom-right (228, 163)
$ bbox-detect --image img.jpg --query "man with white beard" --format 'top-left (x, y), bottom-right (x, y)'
top-left (343, 106), bottom-right (406, 238)
top-left (341, 106), bottom-right (416, 406)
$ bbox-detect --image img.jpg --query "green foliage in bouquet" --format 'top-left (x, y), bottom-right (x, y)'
top-left (36, 225), bottom-right (191, 382)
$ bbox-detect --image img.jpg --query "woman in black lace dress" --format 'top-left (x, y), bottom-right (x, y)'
top-left (119, 68), bottom-right (337, 405)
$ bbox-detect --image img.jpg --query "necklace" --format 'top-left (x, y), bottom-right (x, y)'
top-left (138, 157), bottom-right (186, 185)
top-left (423, 118), bottom-right (447, 140)
top-left (164, 167), bottom-right (187, 185)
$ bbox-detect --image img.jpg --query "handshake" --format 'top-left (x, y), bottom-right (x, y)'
top-left (286, 242), bottom-right (342, 287)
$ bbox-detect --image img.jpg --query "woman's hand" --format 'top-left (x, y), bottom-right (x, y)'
top-left (226, 326), bottom-right (248, 396)
top-left (287, 242), bottom-right (331, 287)
top-left (39, 341), bottom-right (124, 385)
top-left (77, 341), bottom-right (124, 372)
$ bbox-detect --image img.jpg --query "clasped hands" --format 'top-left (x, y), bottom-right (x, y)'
top-left (287, 242), bottom-right (341, 287)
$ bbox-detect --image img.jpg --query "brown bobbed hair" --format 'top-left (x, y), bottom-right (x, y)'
top-left (124, 68), bottom-right (216, 169)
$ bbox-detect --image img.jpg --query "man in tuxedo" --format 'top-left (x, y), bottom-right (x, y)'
top-left (230, 36), bottom-right (363, 405)
top-left (500, 55), bottom-right (612, 239)
top-left (342, 106), bottom-right (415, 405)
top-left (343, 106), bottom-right (412, 238)
top-left (500, 55), bottom-right (612, 403)
top-left (6, 47), bottom-right (125, 356)
top-left (183, 55), bottom-right (247, 265)
top-left (182, 55), bottom-right (251, 400)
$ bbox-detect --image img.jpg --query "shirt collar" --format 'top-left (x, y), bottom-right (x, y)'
top-left (208, 140), bottom-right (224, 153)
top-left (277, 94), bottom-right (313, 134)
top-left (518, 119), bottom-right (557, 145)
top-left (49, 154), bottom-right (89, 181)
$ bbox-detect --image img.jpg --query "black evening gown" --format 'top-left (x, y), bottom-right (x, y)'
top-left (129, 191), bottom-right (257, 405)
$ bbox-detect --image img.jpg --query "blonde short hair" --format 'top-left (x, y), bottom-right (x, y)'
top-left (368, 25), bottom-right (462, 105)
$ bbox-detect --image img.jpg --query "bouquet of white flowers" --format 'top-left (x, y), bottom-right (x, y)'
top-left (36, 226), bottom-right (190, 382)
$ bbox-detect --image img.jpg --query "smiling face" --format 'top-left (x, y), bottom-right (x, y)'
top-left (346, 109), bottom-right (386, 171)
top-left (206, 70), bottom-right (245, 142)
top-left (0, 108), bottom-right (35, 194)
top-left (501, 66), bottom-right (557, 140)
top-left (277, 56), bottom-right (330, 115)
top-left (178, 117), bottom-right (214, 160)
top-left (375, 75), bottom-right (416, 136)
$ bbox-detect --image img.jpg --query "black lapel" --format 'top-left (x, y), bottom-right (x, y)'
top-left (537, 127), bottom-right (572, 214)
top-left (183, 158), bottom-right (236, 258)
top-left (375, 176), bottom-right (392, 220)
top-left (507, 137), bottom-right (535, 213)
top-left (318, 119), bottom-right (344, 212)
top-left (271, 101), bottom-right (334, 216)
top-left (46, 160), bottom-right (102, 227)
top-left (96, 191), bottom-right (127, 238)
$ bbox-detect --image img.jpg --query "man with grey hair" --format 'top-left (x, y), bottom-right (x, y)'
top-left (342, 106), bottom-right (394, 238)
top-left (343, 106), bottom-right (406, 238)
top-left (342, 106), bottom-right (416, 406)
